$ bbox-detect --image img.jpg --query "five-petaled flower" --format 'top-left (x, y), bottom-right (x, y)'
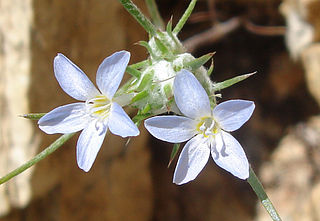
top-left (144, 69), bottom-right (255, 185)
top-left (38, 51), bottom-right (139, 172)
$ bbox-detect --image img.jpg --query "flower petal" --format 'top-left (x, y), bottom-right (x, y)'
top-left (173, 69), bottom-right (211, 119)
top-left (213, 99), bottom-right (255, 132)
top-left (77, 120), bottom-right (108, 172)
top-left (38, 103), bottom-right (89, 134)
top-left (173, 135), bottom-right (210, 185)
top-left (96, 51), bottom-right (130, 99)
top-left (54, 53), bottom-right (100, 101)
top-left (144, 116), bottom-right (197, 143)
top-left (108, 102), bottom-right (139, 137)
top-left (211, 131), bottom-right (249, 179)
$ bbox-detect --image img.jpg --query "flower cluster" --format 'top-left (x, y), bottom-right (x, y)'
top-left (39, 50), bottom-right (255, 185)
top-left (14, 1), bottom-right (281, 219)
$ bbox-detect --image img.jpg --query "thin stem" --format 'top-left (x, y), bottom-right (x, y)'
top-left (118, 0), bottom-right (157, 36)
top-left (145, 0), bottom-right (164, 30)
top-left (0, 133), bottom-right (75, 185)
top-left (183, 17), bottom-right (241, 52)
top-left (243, 20), bottom-right (286, 36)
top-left (247, 166), bottom-right (282, 221)
top-left (173, 0), bottom-right (197, 35)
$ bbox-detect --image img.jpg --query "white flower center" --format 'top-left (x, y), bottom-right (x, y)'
top-left (196, 117), bottom-right (220, 138)
top-left (86, 95), bottom-right (112, 121)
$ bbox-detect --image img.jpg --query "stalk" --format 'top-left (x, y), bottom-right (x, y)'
top-left (0, 133), bottom-right (75, 185)
top-left (247, 166), bottom-right (282, 221)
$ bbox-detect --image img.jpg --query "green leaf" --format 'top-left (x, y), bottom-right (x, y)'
top-left (207, 59), bottom-right (214, 76)
top-left (139, 41), bottom-right (157, 59)
top-left (21, 113), bottom-right (46, 120)
top-left (128, 60), bottom-right (149, 69)
top-left (145, 0), bottom-right (165, 30)
top-left (126, 66), bottom-right (141, 78)
top-left (168, 143), bottom-right (180, 168)
top-left (116, 77), bottom-right (136, 95)
top-left (184, 52), bottom-right (215, 71)
top-left (166, 17), bottom-right (173, 34)
top-left (154, 37), bottom-right (170, 56)
top-left (132, 113), bottom-right (151, 123)
top-left (132, 104), bottom-right (152, 123)
top-left (173, 0), bottom-right (197, 35)
top-left (166, 17), bottom-right (183, 52)
top-left (118, 0), bottom-right (157, 36)
top-left (137, 72), bottom-right (154, 91)
top-left (141, 103), bottom-right (151, 114)
top-left (213, 72), bottom-right (256, 91)
top-left (163, 84), bottom-right (172, 99)
top-left (131, 90), bottom-right (149, 103)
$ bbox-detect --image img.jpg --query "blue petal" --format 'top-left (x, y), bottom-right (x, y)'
top-left (77, 120), bottom-right (107, 172)
top-left (211, 131), bottom-right (249, 179)
top-left (38, 103), bottom-right (89, 134)
top-left (96, 51), bottom-right (130, 99)
top-left (54, 54), bottom-right (99, 101)
top-left (144, 116), bottom-right (197, 143)
top-left (173, 69), bottom-right (211, 119)
top-left (108, 102), bottom-right (139, 137)
top-left (213, 100), bottom-right (255, 132)
top-left (173, 135), bottom-right (210, 185)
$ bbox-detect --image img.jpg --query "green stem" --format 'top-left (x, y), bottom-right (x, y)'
top-left (173, 0), bottom-right (197, 35)
top-left (0, 133), bottom-right (75, 185)
top-left (145, 0), bottom-right (164, 30)
top-left (248, 166), bottom-right (282, 221)
top-left (118, 0), bottom-right (157, 36)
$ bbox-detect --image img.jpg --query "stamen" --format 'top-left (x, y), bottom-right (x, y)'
top-left (208, 120), bottom-right (215, 130)
top-left (196, 117), bottom-right (220, 138)
top-left (199, 123), bottom-right (206, 131)
top-left (85, 95), bottom-right (112, 121)
top-left (90, 103), bottom-right (111, 114)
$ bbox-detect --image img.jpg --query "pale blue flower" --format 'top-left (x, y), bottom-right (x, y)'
top-left (39, 51), bottom-right (139, 172)
top-left (144, 69), bottom-right (255, 184)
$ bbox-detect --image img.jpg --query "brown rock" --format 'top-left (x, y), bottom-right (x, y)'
top-left (0, 0), bottom-right (38, 215)
top-left (302, 44), bottom-right (320, 106)
top-left (256, 116), bottom-right (320, 221)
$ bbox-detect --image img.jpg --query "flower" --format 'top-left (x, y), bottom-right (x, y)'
top-left (38, 51), bottom-right (140, 172)
top-left (144, 69), bottom-right (255, 184)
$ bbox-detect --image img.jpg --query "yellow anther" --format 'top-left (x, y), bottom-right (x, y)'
top-left (196, 117), bottom-right (219, 138)
top-left (86, 95), bottom-right (112, 119)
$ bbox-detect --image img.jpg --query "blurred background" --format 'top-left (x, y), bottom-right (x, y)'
top-left (0, 0), bottom-right (320, 220)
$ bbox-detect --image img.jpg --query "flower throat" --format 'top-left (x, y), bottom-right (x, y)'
top-left (86, 95), bottom-right (112, 120)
